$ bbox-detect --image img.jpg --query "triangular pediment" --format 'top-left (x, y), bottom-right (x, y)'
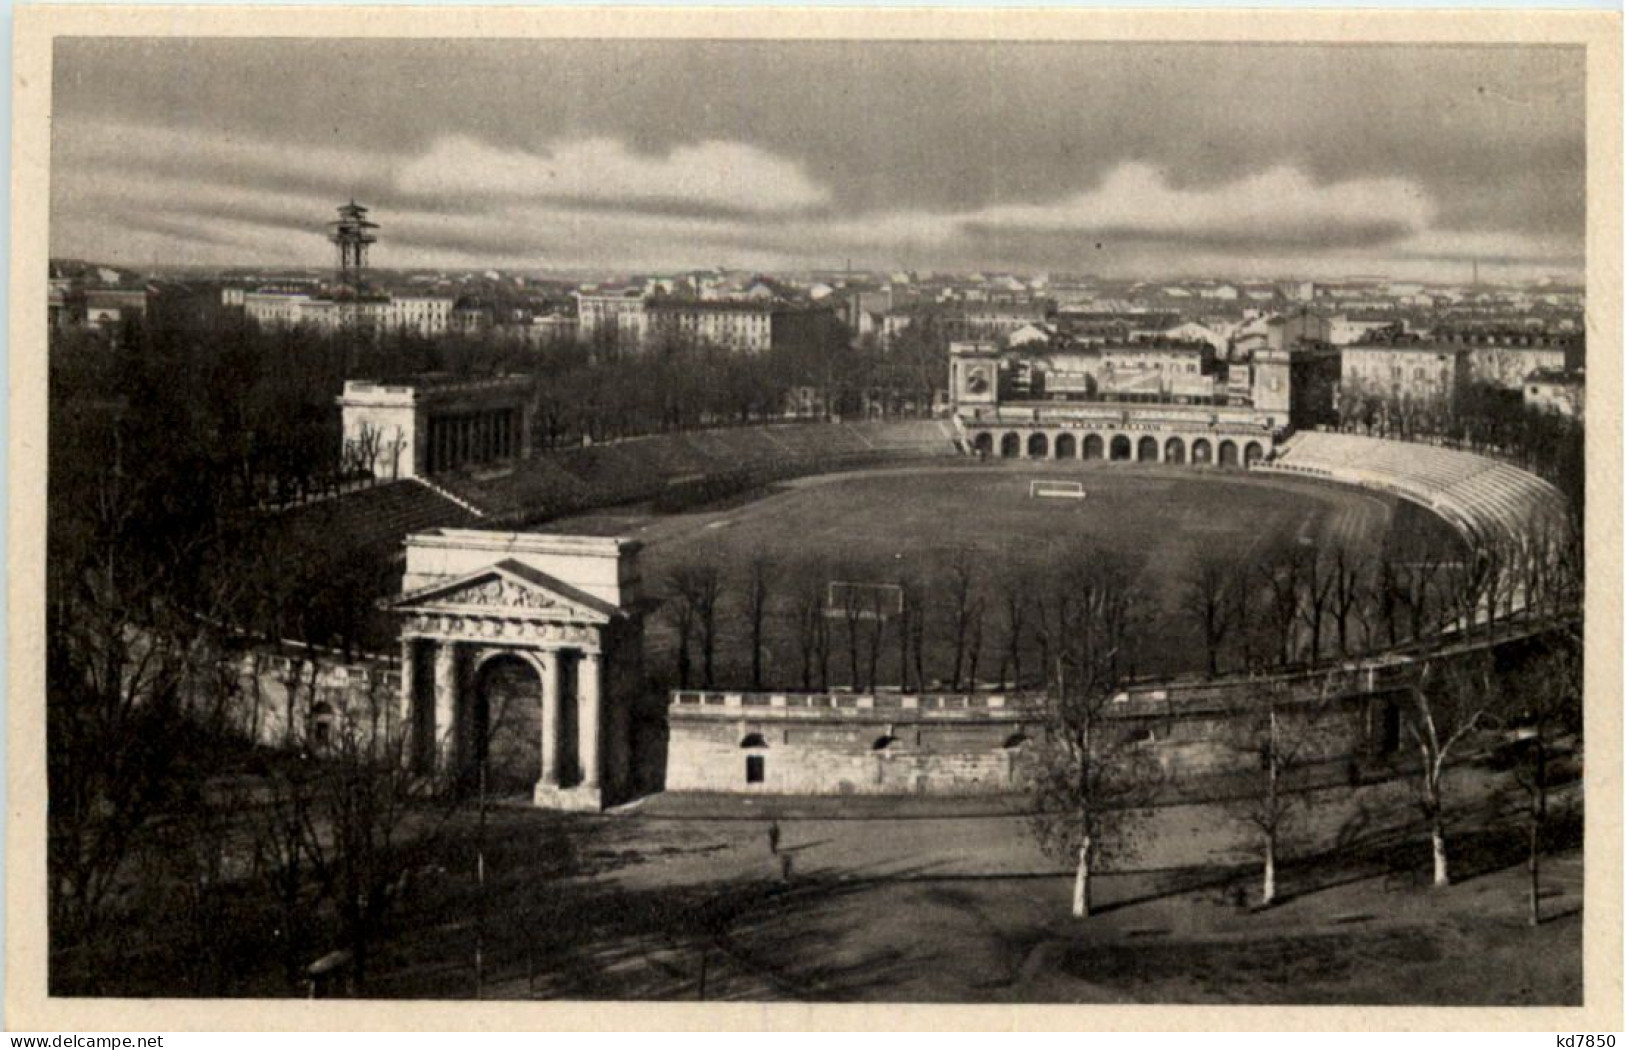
top-left (391, 559), bottom-right (621, 623)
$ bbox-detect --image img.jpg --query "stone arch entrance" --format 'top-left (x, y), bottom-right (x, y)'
top-left (1083, 433), bottom-right (1105, 460)
top-left (1054, 432), bottom-right (1077, 459)
top-left (1165, 437), bottom-right (1186, 464)
top-left (1027, 432), bottom-right (1049, 459)
top-left (391, 531), bottom-right (640, 811)
top-left (972, 432), bottom-right (993, 456)
top-left (1109, 435), bottom-right (1132, 461)
top-left (1137, 436), bottom-right (1159, 462)
top-left (1245, 441), bottom-right (1264, 467)
top-left (1192, 438), bottom-right (1213, 464)
top-left (1219, 440), bottom-right (1239, 467)
top-left (1000, 432), bottom-right (1021, 458)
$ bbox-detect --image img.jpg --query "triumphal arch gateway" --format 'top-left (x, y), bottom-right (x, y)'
top-left (389, 529), bottom-right (643, 810)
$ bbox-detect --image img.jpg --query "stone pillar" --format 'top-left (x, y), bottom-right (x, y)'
top-left (538, 651), bottom-right (561, 787)
top-left (579, 651), bottom-right (602, 789)
top-left (432, 641), bottom-right (458, 770)
top-left (399, 638), bottom-right (416, 764)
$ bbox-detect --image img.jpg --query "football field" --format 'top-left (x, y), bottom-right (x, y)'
top-left (546, 463), bottom-right (1461, 683)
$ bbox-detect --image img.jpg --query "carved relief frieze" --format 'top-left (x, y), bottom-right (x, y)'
top-left (400, 611), bottom-right (600, 650)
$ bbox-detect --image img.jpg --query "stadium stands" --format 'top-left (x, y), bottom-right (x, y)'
top-left (268, 479), bottom-right (481, 554)
top-left (425, 419), bottom-right (961, 524)
top-left (1267, 431), bottom-right (1568, 547)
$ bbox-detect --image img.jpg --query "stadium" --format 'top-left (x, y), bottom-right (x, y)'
top-left (248, 343), bottom-right (1578, 809)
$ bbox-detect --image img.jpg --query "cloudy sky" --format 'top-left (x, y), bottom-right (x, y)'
top-left (51, 39), bottom-right (1585, 280)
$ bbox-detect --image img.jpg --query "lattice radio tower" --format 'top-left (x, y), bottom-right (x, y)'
top-left (328, 199), bottom-right (379, 292)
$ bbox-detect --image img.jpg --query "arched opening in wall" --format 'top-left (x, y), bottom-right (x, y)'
top-left (741, 732), bottom-right (768, 785)
top-left (1110, 435), bottom-right (1132, 461)
top-left (1121, 726), bottom-right (1156, 747)
top-left (1218, 440), bottom-right (1239, 467)
top-left (1001, 732), bottom-right (1029, 749)
top-left (1083, 434), bottom-right (1105, 460)
top-left (872, 734), bottom-right (899, 751)
top-left (1137, 436), bottom-right (1159, 462)
top-left (1192, 438), bottom-right (1212, 464)
top-left (1027, 432), bottom-right (1049, 459)
top-left (1245, 441), bottom-right (1264, 467)
top-left (1000, 432), bottom-right (1021, 458)
top-left (1165, 437), bottom-right (1186, 464)
top-left (472, 653), bottom-right (545, 795)
top-left (972, 432), bottom-right (993, 456)
top-left (307, 701), bottom-right (335, 753)
top-left (1054, 433), bottom-right (1077, 459)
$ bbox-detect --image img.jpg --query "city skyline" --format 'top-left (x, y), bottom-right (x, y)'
top-left (52, 40), bottom-right (1585, 281)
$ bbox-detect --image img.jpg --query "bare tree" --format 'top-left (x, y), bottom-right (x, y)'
top-left (1226, 673), bottom-right (1342, 907)
top-left (865, 590), bottom-right (889, 692)
top-left (662, 570), bottom-right (700, 689)
top-left (995, 558), bottom-right (1032, 689)
top-left (1027, 547), bottom-right (1159, 918)
top-left (1490, 629), bottom-right (1583, 925)
top-left (790, 572), bottom-right (825, 691)
top-left (1394, 551), bottom-right (1447, 643)
top-left (741, 555), bottom-right (774, 691)
top-left (1184, 549), bottom-right (1239, 678)
top-left (1400, 654), bottom-right (1502, 887)
top-left (1297, 548), bottom-right (1336, 664)
top-left (1257, 542), bottom-right (1306, 668)
top-left (944, 549), bottom-right (979, 692)
top-left (839, 586), bottom-right (865, 689)
top-left (1327, 543), bottom-right (1367, 657)
top-left (296, 684), bottom-right (439, 993)
top-left (665, 561), bottom-right (724, 689)
top-left (964, 597), bottom-right (986, 691)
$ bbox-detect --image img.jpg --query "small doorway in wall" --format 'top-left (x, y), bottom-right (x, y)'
top-left (746, 754), bottom-right (766, 784)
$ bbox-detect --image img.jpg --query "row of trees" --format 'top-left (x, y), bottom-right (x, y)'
top-left (54, 303), bottom-right (958, 505)
top-left (654, 519), bottom-right (1580, 696)
top-left (1023, 539), bottom-right (1583, 922)
top-left (1182, 519), bottom-right (1581, 679)
top-left (659, 548), bottom-right (1147, 696)
top-left (1336, 376), bottom-right (1586, 510)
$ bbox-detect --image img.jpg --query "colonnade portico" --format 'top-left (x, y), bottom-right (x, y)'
top-left (969, 426), bottom-right (1269, 468)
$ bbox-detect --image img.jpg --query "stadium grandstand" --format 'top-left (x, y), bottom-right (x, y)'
top-left (1265, 430), bottom-right (1569, 547)
top-left (324, 418), bottom-right (964, 527)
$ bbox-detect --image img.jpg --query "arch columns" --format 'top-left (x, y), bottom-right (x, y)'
top-left (538, 650), bottom-right (562, 788)
top-left (433, 642), bottom-right (460, 768)
top-left (579, 651), bottom-right (602, 789)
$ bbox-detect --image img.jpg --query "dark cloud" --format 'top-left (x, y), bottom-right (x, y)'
top-left (50, 38), bottom-right (1585, 276)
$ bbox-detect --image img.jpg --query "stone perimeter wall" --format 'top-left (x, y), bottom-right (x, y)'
top-left (663, 679), bottom-right (1396, 796)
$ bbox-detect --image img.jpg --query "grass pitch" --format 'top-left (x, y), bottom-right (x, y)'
top-left (547, 463), bottom-right (1461, 684)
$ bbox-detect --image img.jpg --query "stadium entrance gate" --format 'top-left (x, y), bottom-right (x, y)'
top-left (388, 529), bottom-right (644, 810)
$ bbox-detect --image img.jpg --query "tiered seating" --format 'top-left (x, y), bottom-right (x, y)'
top-left (422, 420), bottom-right (962, 523)
top-left (844, 419), bottom-right (960, 454)
top-left (1272, 432), bottom-right (1568, 546)
top-left (432, 457), bottom-right (594, 523)
top-left (271, 480), bottom-right (479, 553)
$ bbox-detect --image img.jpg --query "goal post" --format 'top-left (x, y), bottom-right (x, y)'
top-left (1030, 479), bottom-right (1086, 500)
top-left (825, 580), bottom-right (906, 619)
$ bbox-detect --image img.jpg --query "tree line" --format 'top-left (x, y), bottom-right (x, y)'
top-left (52, 304), bottom-right (955, 506)
top-left (653, 521), bottom-right (1581, 697)
top-left (1020, 543), bottom-right (1581, 924)
top-left (1336, 375), bottom-right (1585, 511)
